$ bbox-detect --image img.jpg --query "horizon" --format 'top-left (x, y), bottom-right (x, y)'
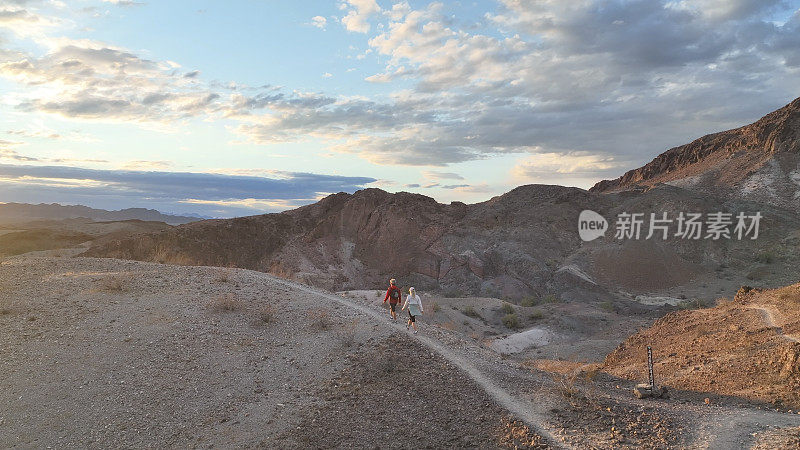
top-left (2, 0), bottom-right (800, 217)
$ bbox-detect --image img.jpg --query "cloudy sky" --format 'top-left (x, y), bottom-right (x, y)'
top-left (1, 0), bottom-right (799, 217)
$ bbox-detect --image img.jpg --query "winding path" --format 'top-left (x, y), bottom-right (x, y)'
top-left (271, 277), bottom-right (565, 447)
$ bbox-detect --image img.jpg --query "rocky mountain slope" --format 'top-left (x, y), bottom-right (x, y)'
top-left (83, 184), bottom-right (800, 305)
top-left (591, 96), bottom-right (800, 211)
top-left (604, 284), bottom-right (800, 409)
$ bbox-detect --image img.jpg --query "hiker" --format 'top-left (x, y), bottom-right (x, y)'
top-left (402, 287), bottom-right (424, 334)
top-left (383, 278), bottom-right (402, 321)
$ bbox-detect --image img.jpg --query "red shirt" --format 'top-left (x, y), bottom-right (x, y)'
top-left (384, 285), bottom-right (402, 304)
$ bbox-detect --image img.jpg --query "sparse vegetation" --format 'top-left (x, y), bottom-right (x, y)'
top-left (543, 294), bottom-right (560, 304)
top-left (500, 302), bottom-right (515, 314)
top-left (528, 309), bottom-right (544, 320)
top-left (209, 293), bottom-right (242, 312)
top-left (520, 296), bottom-right (538, 307)
top-left (746, 266), bottom-right (770, 281)
top-left (308, 309), bottom-right (332, 330)
top-left (462, 306), bottom-right (481, 318)
top-left (96, 274), bottom-right (128, 292)
top-left (440, 321), bottom-right (457, 331)
top-left (0, 298), bottom-right (12, 315)
top-left (338, 319), bottom-right (359, 348)
top-left (502, 312), bottom-right (520, 329)
top-left (214, 268), bottom-right (233, 283)
top-left (756, 251), bottom-right (777, 264)
top-left (257, 304), bottom-right (276, 323)
top-left (431, 301), bottom-right (441, 314)
top-left (677, 298), bottom-right (713, 310)
top-left (599, 301), bottom-right (615, 312)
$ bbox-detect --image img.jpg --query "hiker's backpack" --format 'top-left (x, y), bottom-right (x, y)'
top-left (390, 288), bottom-right (400, 300)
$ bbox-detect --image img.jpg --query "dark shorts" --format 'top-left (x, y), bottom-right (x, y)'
top-left (389, 303), bottom-right (398, 312)
top-left (407, 311), bottom-right (415, 322)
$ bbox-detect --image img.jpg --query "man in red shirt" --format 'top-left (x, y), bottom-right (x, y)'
top-left (383, 278), bottom-right (402, 321)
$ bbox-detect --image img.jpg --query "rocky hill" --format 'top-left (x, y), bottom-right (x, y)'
top-left (604, 284), bottom-right (800, 409)
top-left (83, 184), bottom-right (800, 304)
top-left (591, 96), bottom-right (800, 211)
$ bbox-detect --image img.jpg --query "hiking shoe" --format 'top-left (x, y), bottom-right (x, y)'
top-left (413, 330), bottom-right (418, 334)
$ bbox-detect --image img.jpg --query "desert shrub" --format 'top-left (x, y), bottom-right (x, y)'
top-left (0, 298), bottom-right (12, 315)
top-left (756, 251), bottom-right (776, 264)
top-left (462, 306), bottom-right (481, 318)
top-left (528, 309), bottom-right (544, 320)
top-left (431, 301), bottom-right (441, 313)
top-left (97, 274), bottom-right (128, 292)
top-left (677, 298), bottom-right (713, 310)
top-left (599, 301), bottom-right (615, 312)
top-left (520, 296), bottom-right (539, 307)
top-left (500, 302), bottom-right (515, 314)
top-left (338, 319), bottom-right (359, 348)
top-left (257, 304), bottom-right (276, 323)
top-left (439, 321), bottom-right (458, 331)
top-left (214, 268), bottom-right (233, 283)
top-left (442, 289), bottom-right (463, 298)
top-left (502, 313), bottom-right (520, 329)
top-left (543, 294), bottom-right (560, 304)
top-left (308, 309), bottom-right (332, 330)
top-left (377, 355), bottom-right (399, 375)
top-left (746, 266), bottom-right (770, 281)
top-left (209, 293), bottom-right (242, 312)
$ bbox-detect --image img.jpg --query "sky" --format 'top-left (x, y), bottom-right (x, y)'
top-left (1, 0), bottom-right (799, 217)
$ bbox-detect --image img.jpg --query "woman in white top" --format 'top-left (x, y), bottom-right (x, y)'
top-left (401, 287), bottom-right (424, 333)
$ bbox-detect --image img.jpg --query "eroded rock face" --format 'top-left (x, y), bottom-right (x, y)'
top-left (592, 96), bottom-right (800, 211)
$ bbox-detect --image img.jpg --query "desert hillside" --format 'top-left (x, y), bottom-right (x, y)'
top-left (84, 184), bottom-right (800, 309)
top-left (604, 284), bottom-right (800, 408)
top-left (2, 253), bottom-right (799, 448)
top-left (592, 96), bottom-right (800, 211)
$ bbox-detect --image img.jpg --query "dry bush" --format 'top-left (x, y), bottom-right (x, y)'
top-left (0, 298), bottom-right (12, 315)
top-left (462, 306), bottom-right (481, 318)
top-left (439, 321), bottom-right (457, 331)
top-left (214, 268), bottom-right (233, 283)
top-left (308, 309), bottom-right (332, 330)
top-left (500, 302), bottom-right (515, 314)
top-left (502, 312), bottom-right (520, 329)
top-left (338, 319), bottom-right (359, 348)
top-left (208, 293), bottom-right (242, 312)
top-left (96, 274), bottom-right (129, 292)
top-left (257, 304), bottom-right (276, 323)
top-left (431, 301), bottom-right (441, 313)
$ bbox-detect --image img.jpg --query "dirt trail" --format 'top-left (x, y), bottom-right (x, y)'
top-left (748, 304), bottom-right (800, 343)
top-left (270, 277), bottom-right (564, 447)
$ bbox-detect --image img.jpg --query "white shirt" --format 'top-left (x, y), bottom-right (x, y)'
top-left (403, 293), bottom-right (423, 313)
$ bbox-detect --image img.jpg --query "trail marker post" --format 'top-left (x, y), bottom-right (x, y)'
top-left (634, 345), bottom-right (667, 399)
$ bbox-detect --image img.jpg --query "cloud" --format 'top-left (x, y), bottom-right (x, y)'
top-left (310, 15), bottom-right (327, 29)
top-left (511, 152), bottom-right (627, 188)
top-left (340, 0), bottom-right (380, 33)
top-left (101, 0), bottom-right (145, 6)
top-left (0, 40), bottom-right (218, 124)
top-left (0, 140), bottom-right (38, 162)
top-left (322, 72), bottom-right (332, 78)
top-left (0, 163), bottom-right (377, 217)
top-left (423, 170), bottom-right (464, 180)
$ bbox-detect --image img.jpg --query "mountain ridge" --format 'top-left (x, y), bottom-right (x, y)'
top-left (591, 96), bottom-right (800, 210)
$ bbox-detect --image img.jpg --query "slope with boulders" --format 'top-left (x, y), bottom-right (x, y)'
top-left (603, 284), bottom-right (800, 408)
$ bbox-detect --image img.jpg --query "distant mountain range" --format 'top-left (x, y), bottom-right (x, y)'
top-left (0, 203), bottom-right (202, 225)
